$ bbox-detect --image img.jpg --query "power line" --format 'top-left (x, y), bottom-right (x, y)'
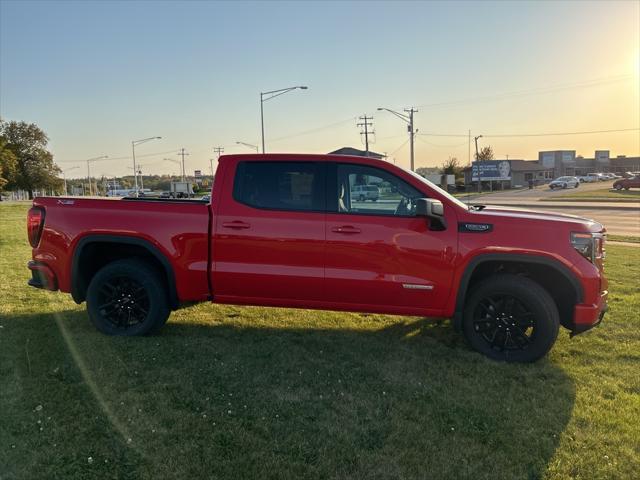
top-left (57, 149), bottom-right (177, 163)
top-left (416, 136), bottom-right (469, 148)
top-left (268, 116), bottom-right (358, 143)
top-left (413, 74), bottom-right (634, 110)
top-left (483, 128), bottom-right (640, 138)
top-left (388, 138), bottom-right (409, 157)
top-left (417, 128), bottom-right (639, 138)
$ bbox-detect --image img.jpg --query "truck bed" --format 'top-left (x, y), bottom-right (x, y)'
top-left (31, 196), bottom-right (211, 303)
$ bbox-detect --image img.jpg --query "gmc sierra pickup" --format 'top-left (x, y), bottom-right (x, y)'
top-left (27, 153), bottom-right (608, 362)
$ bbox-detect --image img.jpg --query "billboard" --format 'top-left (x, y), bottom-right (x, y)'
top-left (472, 160), bottom-right (511, 181)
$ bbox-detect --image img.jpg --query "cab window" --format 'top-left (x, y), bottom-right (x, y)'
top-left (333, 163), bottom-right (423, 216)
top-left (233, 161), bottom-right (325, 212)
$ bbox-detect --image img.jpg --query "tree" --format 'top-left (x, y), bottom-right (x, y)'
top-left (475, 146), bottom-right (494, 161)
top-left (0, 136), bottom-right (17, 193)
top-left (441, 156), bottom-right (463, 177)
top-left (0, 120), bottom-right (62, 198)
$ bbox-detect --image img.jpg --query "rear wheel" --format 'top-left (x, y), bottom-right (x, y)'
top-left (86, 259), bottom-right (170, 336)
top-left (462, 274), bottom-right (559, 362)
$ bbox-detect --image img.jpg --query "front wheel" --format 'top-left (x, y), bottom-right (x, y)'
top-left (462, 274), bottom-right (559, 362)
top-left (86, 259), bottom-right (170, 336)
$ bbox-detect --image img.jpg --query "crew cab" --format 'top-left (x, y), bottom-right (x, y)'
top-left (27, 153), bottom-right (608, 362)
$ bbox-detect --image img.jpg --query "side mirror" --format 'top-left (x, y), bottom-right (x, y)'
top-left (415, 198), bottom-right (446, 231)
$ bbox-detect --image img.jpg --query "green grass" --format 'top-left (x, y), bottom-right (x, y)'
top-left (1, 202), bottom-right (639, 480)
top-left (608, 234), bottom-right (640, 244)
top-left (543, 187), bottom-right (640, 202)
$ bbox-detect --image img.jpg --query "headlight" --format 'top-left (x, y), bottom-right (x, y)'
top-left (571, 232), bottom-right (594, 261)
top-left (571, 232), bottom-right (605, 263)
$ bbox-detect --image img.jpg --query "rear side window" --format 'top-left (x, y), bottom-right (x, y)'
top-left (233, 161), bottom-right (325, 212)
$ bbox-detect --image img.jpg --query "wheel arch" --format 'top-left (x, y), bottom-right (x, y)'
top-left (71, 235), bottom-right (179, 309)
top-left (452, 253), bottom-right (584, 331)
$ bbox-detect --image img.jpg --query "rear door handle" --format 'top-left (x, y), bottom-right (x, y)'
top-left (222, 221), bottom-right (251, 229)
top-left (331, 226), bottom-right (361, 234)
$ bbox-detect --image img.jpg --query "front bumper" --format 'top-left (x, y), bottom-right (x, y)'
top-left (570, 290), bottom-right (608, 337)
top-left (27, 261), bottom-right (58, 291)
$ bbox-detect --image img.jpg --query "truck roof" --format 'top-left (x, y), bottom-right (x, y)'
top-left (218, 153), bottom-right (391, 166)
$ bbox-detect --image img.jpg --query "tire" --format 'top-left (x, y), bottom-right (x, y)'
top-left (562, 183), bottom-right (567, 189)
top-left (86, 259), bottom-right (170, 336)
top-left (574, 183), bottom-right (579, 188)
top-left (462, 274), bottom-right (559, 362)
top-left (359, 195), bottom-right (365, 202)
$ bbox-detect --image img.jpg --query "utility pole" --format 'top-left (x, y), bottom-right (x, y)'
top-left (213, 146), bottom-right (224, 173)
top-left (87, 160), bottom-right (92, 196)
top-left (474, 135), bottom-right (483, 193)
top-left (357, 115), bottom-right (374, 156)
top-left (377, 107), bottom-right (417, 171)
top-left (177, 148), bottom-right (189, 182)
top-left (212, 146), bottom-right (224, 180)
top-left (406, 108), bottom-right (417, 172)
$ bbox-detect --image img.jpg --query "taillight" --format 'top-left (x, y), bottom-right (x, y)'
top-left (27, 207), bottom-right (45, 247)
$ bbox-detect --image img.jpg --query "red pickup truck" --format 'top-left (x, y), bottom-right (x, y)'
top-left (27, 153), bottom-right (608, 362)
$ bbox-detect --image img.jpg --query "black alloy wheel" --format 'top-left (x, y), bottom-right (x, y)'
top-left (96, 275), bottom-right (150, 329)
top-left (463, 274), bottom-right (559, 362)
top-left (86, 259), bottom-right (170, 336)
top-left (471, 294), bottom-right (535, 352)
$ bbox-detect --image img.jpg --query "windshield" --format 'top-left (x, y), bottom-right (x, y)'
top-left (404, 168), bottom-right (470, 210)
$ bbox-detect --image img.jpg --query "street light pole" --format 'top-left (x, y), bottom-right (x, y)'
top-left (260, 85), bottom-right (308, 153)
top-left (63, 166), bottom-right (79, 196)
top-left (236, 141), bottom-right (259, 153)
top-left (377, 107), bottom-right (418, 171)
top-left (132, 136), bottom-right (161, 197)
top-left (85, 156), bottom-right (108, 195)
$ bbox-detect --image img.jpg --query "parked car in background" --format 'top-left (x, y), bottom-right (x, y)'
top-left (613, 175), bottom-right (640, 190)
top-left (583, 173), bottom-right (604, 182)
top-left (351, 184), bottom-right (380, 202)
top-left (549, 176), bottom-right (580, 189)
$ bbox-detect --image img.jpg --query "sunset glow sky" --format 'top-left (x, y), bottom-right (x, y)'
top-left (1, 0), bottom-right (638, 176)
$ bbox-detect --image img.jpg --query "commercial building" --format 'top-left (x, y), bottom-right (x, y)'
top-left (539, 150), bottom-right (640, 177)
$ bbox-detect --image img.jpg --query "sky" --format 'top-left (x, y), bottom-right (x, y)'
top-left (1, 0), bottom-right (639, 178)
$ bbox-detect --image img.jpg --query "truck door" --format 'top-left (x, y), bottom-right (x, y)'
top-left (212, 160), bottom-right (326, 304)
top-left (324, 162), bottom-right (457, 314)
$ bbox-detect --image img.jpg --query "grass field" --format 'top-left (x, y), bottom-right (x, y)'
top-left (544, 187), bottom-right (640, 203)
top-left (1, 202), bottom-right (639, 480)
top-left (608, 234), bottom-right (640, 244)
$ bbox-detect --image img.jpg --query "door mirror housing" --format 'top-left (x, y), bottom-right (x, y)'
top-left (415, 198), bottom-right (446, 230)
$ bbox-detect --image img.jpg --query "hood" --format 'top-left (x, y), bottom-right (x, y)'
top-left (469, 205), bottom-right (604, 232)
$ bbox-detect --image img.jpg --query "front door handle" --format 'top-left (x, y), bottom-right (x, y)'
top-left (331, 225), bottom-right (361, 234)
top-left (222, 221), bottom-right (251, 229)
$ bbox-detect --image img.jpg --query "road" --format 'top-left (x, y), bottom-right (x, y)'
top-left (463, 178), bottom-right (623, 203)
top-left (461, 180), bottom-right (639, 236)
